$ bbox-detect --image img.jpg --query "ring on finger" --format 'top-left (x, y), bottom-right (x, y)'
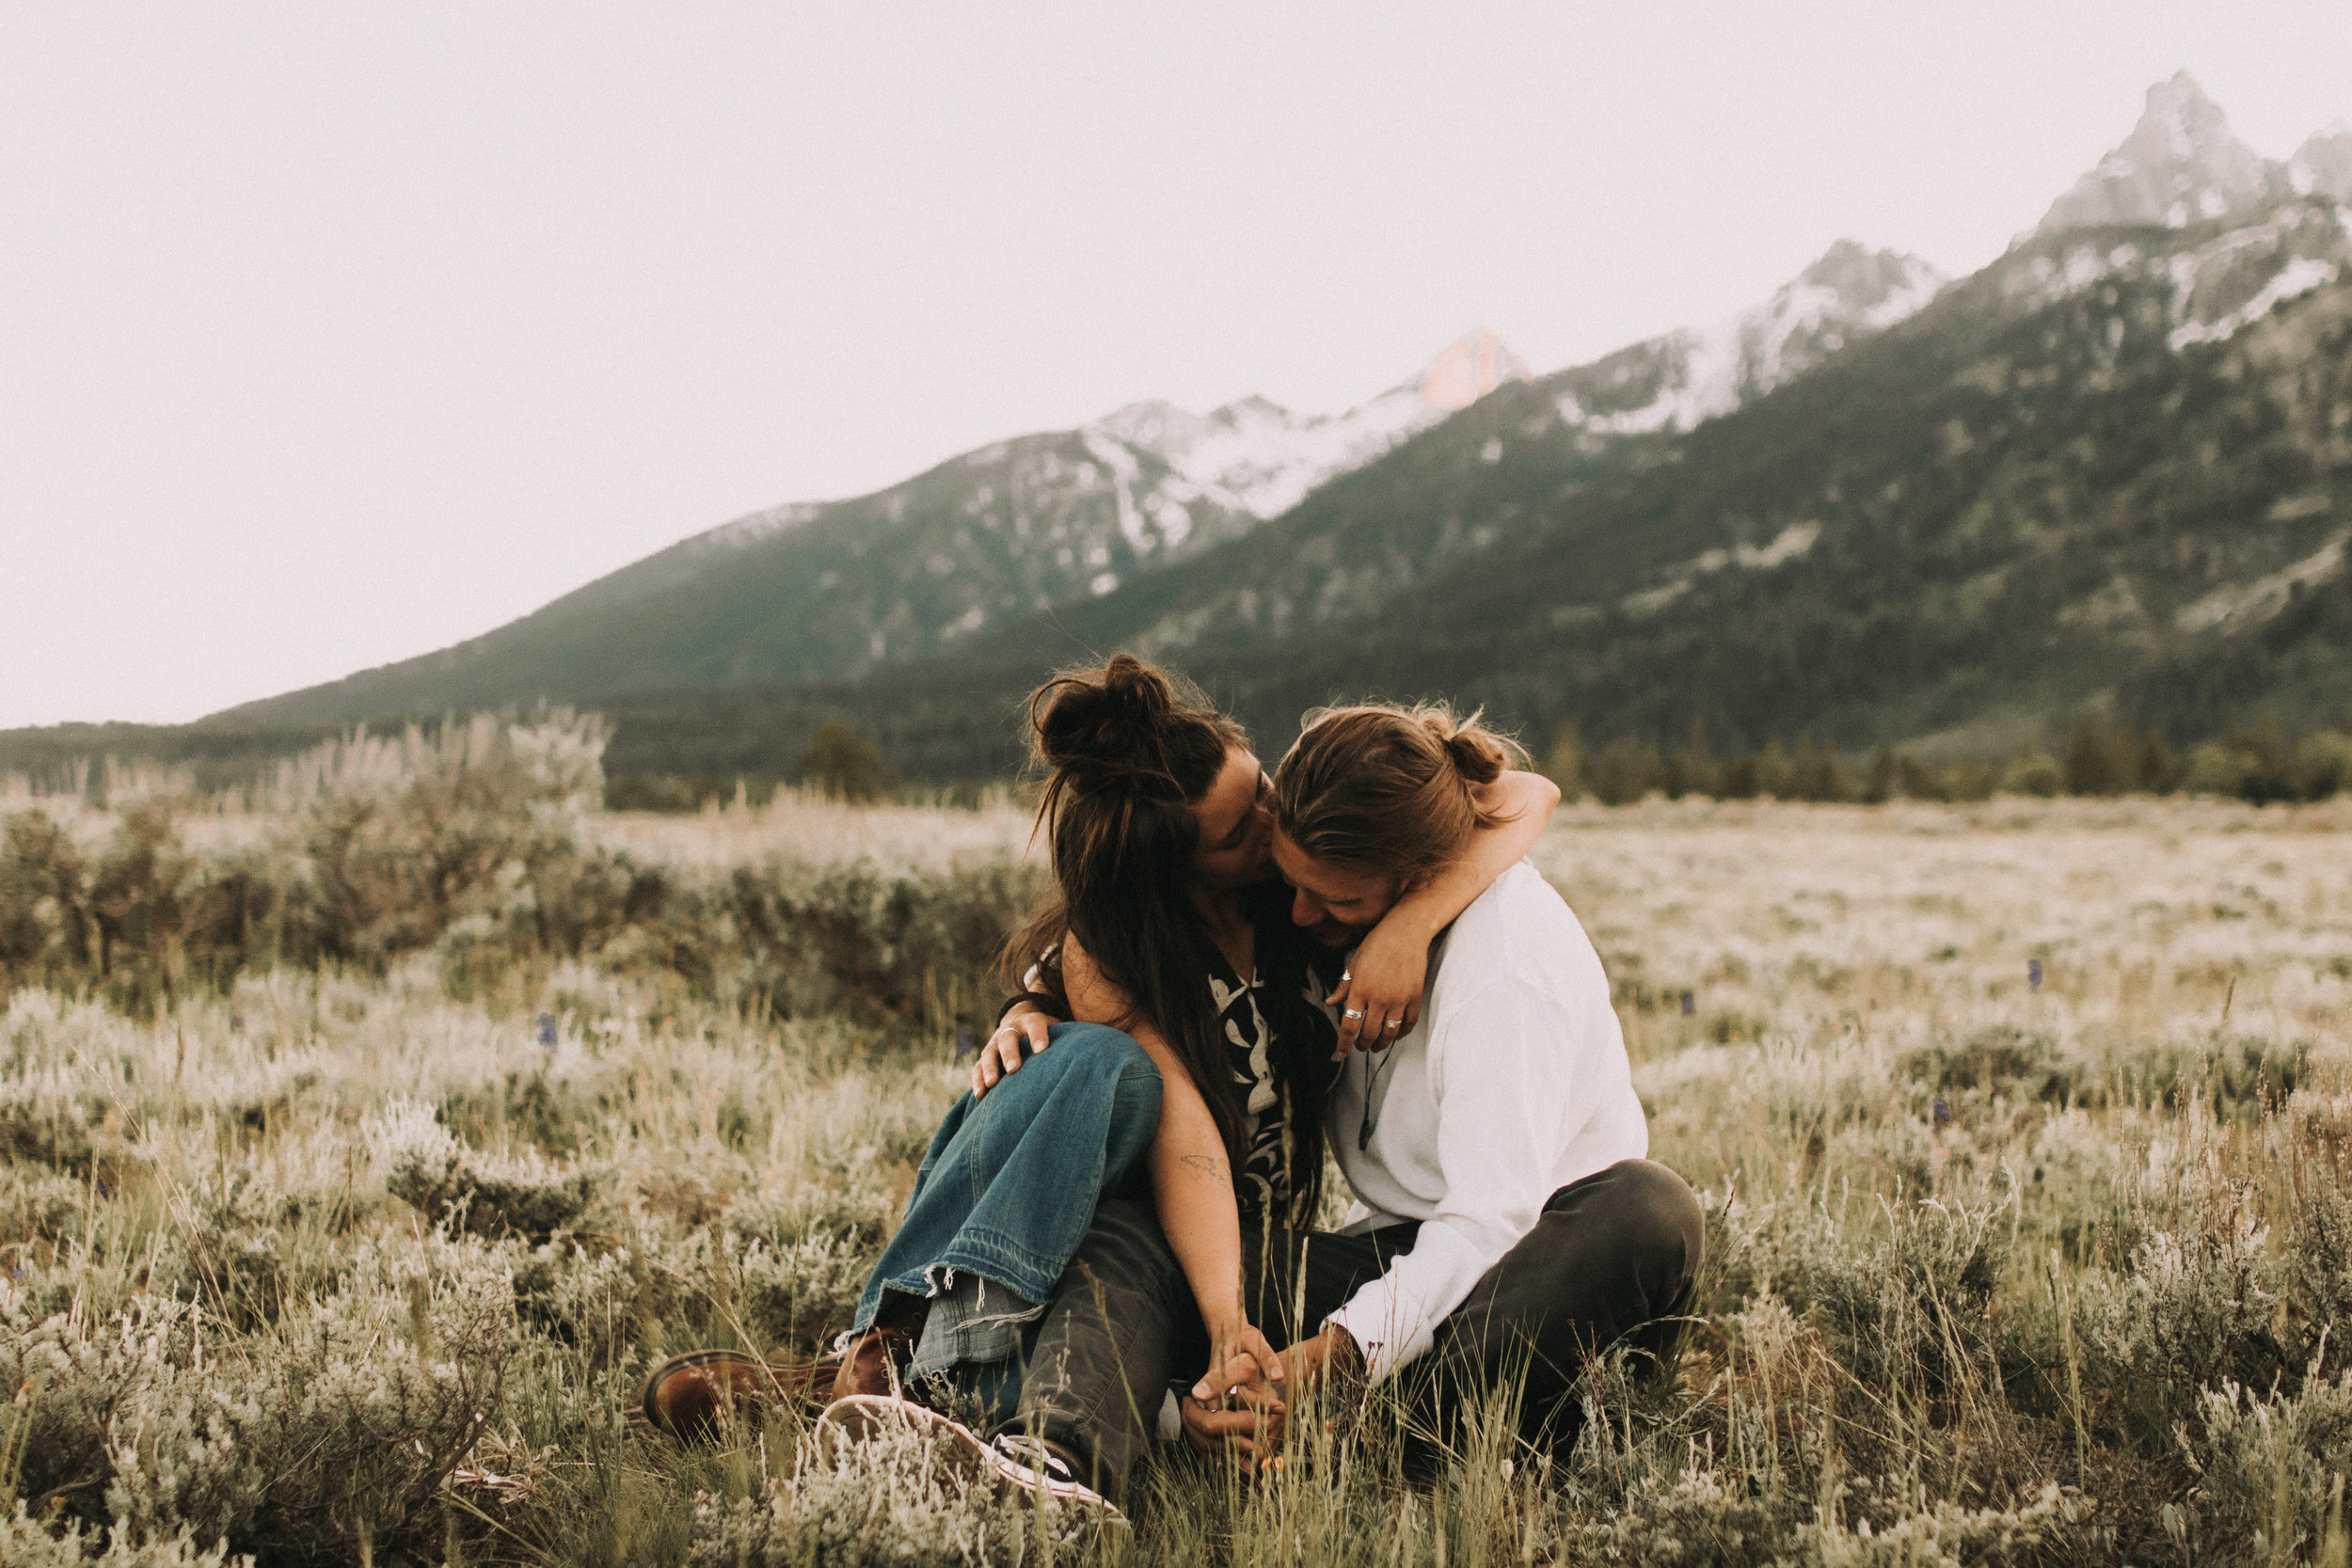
top-left (1381, 1017), bottom-right (1402, 1034)
top-left (1342, 1007), bottom-right (1365, 1022)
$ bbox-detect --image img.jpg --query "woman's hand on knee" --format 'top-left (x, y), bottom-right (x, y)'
top-left (970, 1006), bottom-right (1056, 1098)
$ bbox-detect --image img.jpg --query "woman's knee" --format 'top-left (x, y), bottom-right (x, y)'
top-left (1040, 1022), bottom-right (1161, 1088)
top-left (973, 1022), bottom-right (1160, 1120)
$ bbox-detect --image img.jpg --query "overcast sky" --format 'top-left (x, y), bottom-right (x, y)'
top-left (5, 3), bottom-right (2348, 728)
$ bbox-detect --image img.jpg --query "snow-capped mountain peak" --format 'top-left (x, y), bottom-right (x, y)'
top-left (2036, 71), bottom-right (2284, 236)
top-left (1087, 329), bottom-right (1531, 520)
top-left (1552, 241), bottom-right (1945, 437)
top-left (1418, 327), bottom-right (1533, 411)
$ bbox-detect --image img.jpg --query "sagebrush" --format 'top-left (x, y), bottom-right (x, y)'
top-left (6, 724), bottom-right (2352, 1563)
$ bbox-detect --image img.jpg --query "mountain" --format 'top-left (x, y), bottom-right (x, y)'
top-left (1550, 241), bottom-right (1943, 437)
top-left (1091, 327), bottom-right (1530, 518)
top-left (223, 332), bottom-right (1529, 724)
top-left (23, 76), bottom-right (2352, 792)
top-left (948, 240), bottom-right (1942, 664)
top-left (790, 94), bottom-right (2352, 778)
top-left (744, 187), bottom-right (2350, 784)
top-left (1294, 209), bottom-right (2352, 757)
top-left (2035, 71), bottom-right (2288, 235)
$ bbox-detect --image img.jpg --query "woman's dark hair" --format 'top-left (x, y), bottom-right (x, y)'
top-left (1003, 655), bottom-right (1252, 1163)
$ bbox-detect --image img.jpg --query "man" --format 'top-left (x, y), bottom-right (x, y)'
top-left (1028, 702), bottom-right (1705, 1482)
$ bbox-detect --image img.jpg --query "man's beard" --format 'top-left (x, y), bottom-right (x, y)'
top-left (1306, 915), bottom-right (1375, 950)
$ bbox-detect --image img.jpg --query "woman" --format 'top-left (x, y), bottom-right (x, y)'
top-left (643, 657), bottom-right (1556, 1482)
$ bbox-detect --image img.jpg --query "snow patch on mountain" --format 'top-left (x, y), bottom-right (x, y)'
top-left (2155, 201), bottom-right (2352, 347)
top-left (1090, 328), bottom-right (1529, 520)
top-left (2175, 529), bottom-right (2351, 632)
top-left (2170, 256), bottom-right (2341, 348)
top-left (1554, 242), bottom-right (1944, 437)
top-left (1550, 522), bottom-right (1829, 624)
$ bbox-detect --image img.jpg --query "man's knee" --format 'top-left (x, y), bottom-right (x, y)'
top-left (1595, 1159), bottom-right (1707, 1279)
top-left (1528, 1159), bottom-right (1706, 1304)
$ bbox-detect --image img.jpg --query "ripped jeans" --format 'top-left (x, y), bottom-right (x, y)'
top-left (843, 1022), bottom-right (1163, 1397)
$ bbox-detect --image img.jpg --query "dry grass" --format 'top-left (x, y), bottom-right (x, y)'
top-left (593, 788), bottom-right (1036, 876)
top-left (8, 785), bottom-right (2352, 1564)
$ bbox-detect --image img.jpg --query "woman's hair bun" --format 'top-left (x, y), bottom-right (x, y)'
top-left (1029, 653), bottom-right (1225, 797)
top-left (1099, 653), bottom-right (1173, 724)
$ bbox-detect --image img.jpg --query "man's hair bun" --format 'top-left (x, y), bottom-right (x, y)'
top-left (1420, 708), bottom-right (1508, 786)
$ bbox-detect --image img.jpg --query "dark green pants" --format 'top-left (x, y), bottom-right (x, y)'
top-left (1017, 1158), bottom-right (1705, 1500)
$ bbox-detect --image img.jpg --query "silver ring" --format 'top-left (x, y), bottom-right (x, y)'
top-left (1381, 1018), bottom-right (1402, 1033)
top-left (1343, 1007), bottom-right (1364, 1022)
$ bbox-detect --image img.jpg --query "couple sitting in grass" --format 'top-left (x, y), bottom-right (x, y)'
top-left (644, 654), bottom-right (1703, 1526)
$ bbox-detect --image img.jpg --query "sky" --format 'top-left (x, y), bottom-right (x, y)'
top-left (4, 3), bottom-right (2348, 729)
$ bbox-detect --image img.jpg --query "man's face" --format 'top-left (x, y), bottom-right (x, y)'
top-left (1272, 827), bottom-right (1406, 948)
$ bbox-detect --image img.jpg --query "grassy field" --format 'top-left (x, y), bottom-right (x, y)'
top-left (8, 747), bottom-right (2352, 1564)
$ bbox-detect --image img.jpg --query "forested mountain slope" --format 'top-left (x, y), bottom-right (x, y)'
top-left (914, 79), bottom-right (2352, 768)
top-left (222, 333), bottom-right (1530, 723)
top-left (1191, 214), bottom-right (2352, 757)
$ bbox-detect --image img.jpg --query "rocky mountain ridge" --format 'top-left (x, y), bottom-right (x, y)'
top-left (952, 238), bottom-right (1945, 667)
top-left (2036, 71), bottom-right (2290, 235)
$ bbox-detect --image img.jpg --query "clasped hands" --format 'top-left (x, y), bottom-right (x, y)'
top-left (1179, 1324), bottom-right (1364, 1474)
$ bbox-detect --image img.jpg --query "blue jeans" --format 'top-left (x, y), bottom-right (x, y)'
top-left (848, 1022), bottom-right (1163, 1342)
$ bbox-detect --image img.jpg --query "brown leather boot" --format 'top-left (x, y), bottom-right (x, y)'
top-left (829, 1296), bottom-right (924, 1400)
top-left (640, 1349), bottom-right (831, 1439)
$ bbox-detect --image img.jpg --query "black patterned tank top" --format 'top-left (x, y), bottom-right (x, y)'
top-left (1204, 952), bottom-right (1291, 1216)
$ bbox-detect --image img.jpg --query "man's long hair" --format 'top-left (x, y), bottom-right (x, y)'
top-left (1273, 702), bottom-right (1527, 882)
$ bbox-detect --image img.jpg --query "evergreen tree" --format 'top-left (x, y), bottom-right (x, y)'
top-left (801, 721), bottom-right (896, 801)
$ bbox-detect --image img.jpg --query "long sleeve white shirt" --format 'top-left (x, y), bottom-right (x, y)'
top-left (1322, 861), bottom-right (1646, 1383)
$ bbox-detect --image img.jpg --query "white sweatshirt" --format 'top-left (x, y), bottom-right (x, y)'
top-left (1322, 860), bottom-right (1647, 1384)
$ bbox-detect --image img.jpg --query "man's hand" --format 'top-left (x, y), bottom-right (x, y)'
top-left (970, 1005), bottom-right (1055, 1098)
top-left (1180, 1326), bottom-right (1365, 1472)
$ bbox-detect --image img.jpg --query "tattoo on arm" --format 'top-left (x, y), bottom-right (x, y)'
top-left (1180, 1153), bottom-right (1227, 1180)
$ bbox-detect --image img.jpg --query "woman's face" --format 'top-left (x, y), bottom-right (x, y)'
top-left (1189, 746), bottom-right (1275, 891)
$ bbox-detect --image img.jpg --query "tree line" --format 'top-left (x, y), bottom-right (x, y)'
top-left (1540, 715), bottom-right (2352, 807)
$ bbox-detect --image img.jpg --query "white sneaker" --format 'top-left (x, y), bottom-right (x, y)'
top-left (814, 1396), bottom-right (1129, 1530)
top-left (986, 1433), bottom-right (1129, 1530)
top-left (813, 1393), bottom-right (995, 1481)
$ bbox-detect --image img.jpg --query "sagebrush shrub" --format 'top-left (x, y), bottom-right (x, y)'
top-left (2185, 1368), bottom-right (2352, 1561)
top-left (2079, 1187), bottom-right (2286, 1418)
top-left (0, 1505), bottom-right (248, 1567)
top-left (103, 1233), bottom-right (521, 1565)
top-left (371, 1096), bottom-right (596, 1240)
